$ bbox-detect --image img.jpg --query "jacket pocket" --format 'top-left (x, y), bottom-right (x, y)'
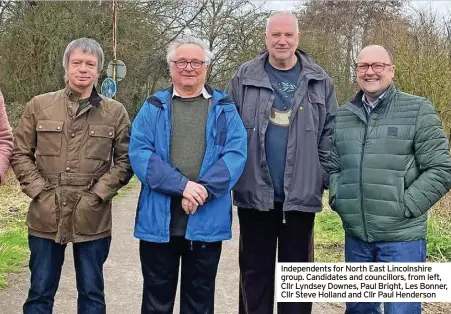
top-left (74, 191), bottom-right (111, 235)
top-left (305, 91), bottom-right (325, 134)
top-left (36, 120), bottom-right (64, 156)
top-left (86, 125), bottom-right (115, 161)
top-left (397, 177), bottom-right (407, 217)
top-left (27, 188), bottom-right (58, 232)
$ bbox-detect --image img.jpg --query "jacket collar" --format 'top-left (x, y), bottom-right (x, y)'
top-left (241, 49), bottom-right (327, 89)
top-left (64, 85), bottom-right (102, 106)
top-left (345, 83), bottom-right (397, 124)
top-left (350, 83), bottom-right (396, 110)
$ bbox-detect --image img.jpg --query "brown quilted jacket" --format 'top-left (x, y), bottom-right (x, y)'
top-left (11, 86), bottom-right (133, 243)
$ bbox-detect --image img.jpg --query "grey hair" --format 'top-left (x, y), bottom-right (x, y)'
top-left (62, 38), bottom-right (104, 82)
top-left (266, 11), bottom-right (299, 33)
top-left (166, 36), bottom-right (214, 66)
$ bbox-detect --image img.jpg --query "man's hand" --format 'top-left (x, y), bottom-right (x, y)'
top-left (182, 197), bottom-right (198, 214)
top-left (183, 181), bottom-right (208, 206)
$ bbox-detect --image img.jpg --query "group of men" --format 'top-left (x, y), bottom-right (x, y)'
top-left (7, 10), bottom-right (451, 314)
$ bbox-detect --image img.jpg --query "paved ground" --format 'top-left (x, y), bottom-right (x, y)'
top-left (0, 185), bottom-right (343, 314)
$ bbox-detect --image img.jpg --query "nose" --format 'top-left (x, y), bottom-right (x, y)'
top-left (79, 63), bottom-right (87, 72)
top-left (365, 65), bottom-right (375, 75)
top-left (184, 63), bottom-right (194, 71)
top-left (278, 37), bottom-right (287, 45)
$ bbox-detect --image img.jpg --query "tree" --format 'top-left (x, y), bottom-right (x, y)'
top-left (188, 0), bottom-right (267, 89)
top-left (296, 0), bottom-right (404, 103)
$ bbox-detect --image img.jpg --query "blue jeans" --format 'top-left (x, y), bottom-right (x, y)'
top-left (344, 235), bottom-right (426, 314)
top-left (23, 235), bottom-right (111, 314)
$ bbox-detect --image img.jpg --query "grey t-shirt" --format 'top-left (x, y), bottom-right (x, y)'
top-left (169, 95), bottom-right (209, 236)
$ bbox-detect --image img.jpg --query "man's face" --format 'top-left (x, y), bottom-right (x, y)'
top-left (66, 48), bottom-right (99, 92)
top-left (265, 15), bottom-right (300, 64)
top-left (169, 44), bottom-right (207, 92)
top-left (356, 46), bottom-right (395, 99)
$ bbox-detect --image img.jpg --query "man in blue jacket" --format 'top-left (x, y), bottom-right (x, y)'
top-left (129, 36), bottom-right (247, 314)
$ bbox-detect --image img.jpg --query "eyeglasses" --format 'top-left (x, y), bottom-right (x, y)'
top-left (171, 60), bottom-right (205, 69)
top-left (356, 62), bottom-right (392, 73)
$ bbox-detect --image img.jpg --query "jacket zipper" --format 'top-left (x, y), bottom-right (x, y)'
top-left (154, 98), bottom-right (172, 242)
top-left (360, 123), bottom-right (369, 241)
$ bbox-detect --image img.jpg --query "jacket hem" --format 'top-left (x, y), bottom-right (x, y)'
top-left (185, 233), bottom-right (231, 242)
top-left (234, 201), bottom-right (322, 212)
top-left (134, 231), bottom-right (169, 243)
top-left (233, 201), bottom-right (273, 211)
top-left (344, 231), bottom-right (427, 243)
top-left (283, 204), bottom-right (323, 212)
top-left (28, 228), bottom-right (112, 243)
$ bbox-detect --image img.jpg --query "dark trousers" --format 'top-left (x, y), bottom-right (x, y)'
top-left (23, 234), bottom-right (111, 314)
top-left (140, 237), bottom-right (222, 314)
top-left (238, 206), bottom-right (315, 314)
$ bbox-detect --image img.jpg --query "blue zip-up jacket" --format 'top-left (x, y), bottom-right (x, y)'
top-left (129, 86), bottom-right (247, 243)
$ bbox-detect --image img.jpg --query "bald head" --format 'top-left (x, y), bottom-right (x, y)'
top-left (357, 45), bottom-right (393, 64)
top-left (266, 11), bottom-right (299, 33)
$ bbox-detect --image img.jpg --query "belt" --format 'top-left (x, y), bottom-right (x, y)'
top-left (43, 172), bottom-right (102, 187)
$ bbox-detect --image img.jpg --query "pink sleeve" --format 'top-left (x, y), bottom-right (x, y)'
top-left (0, 89), bottom-right (13, 184)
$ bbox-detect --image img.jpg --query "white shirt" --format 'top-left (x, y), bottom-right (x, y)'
top-left (172, 87), bottom-right (211, 99)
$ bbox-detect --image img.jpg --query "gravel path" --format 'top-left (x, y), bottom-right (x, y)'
top-left (0, 185), bottom-right (343, 314)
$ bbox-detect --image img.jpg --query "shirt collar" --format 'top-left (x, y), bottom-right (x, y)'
top-left (362, 89), bottom-right (387, 113)
top-left (172, 87), bottom-right (211, 99)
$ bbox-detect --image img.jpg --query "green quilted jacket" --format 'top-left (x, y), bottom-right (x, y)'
top-left (329, 85), bottom-right (451, 242)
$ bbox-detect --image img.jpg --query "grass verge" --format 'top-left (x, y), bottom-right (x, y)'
top-left (0, 172), bottom-right (30, 289)
top-left (0, 224), bottom-right (28, 288)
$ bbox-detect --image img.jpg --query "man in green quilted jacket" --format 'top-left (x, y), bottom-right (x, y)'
top-left (329, 45), bottom-right (451, 314)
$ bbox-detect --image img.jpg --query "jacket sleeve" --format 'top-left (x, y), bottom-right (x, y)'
top-left (10, 98), bottom-right (46, 199)
top-left (129, 101), bottom-right (188, 196)
top-left (197, 106), bottom-right (247, 200)
top-left (91, 104), bottom-right (134, 201)
top-left (319, 80), bottom-right (338, 189)
top-left (404, 100), bottom-right (451, 217)
top-left (0, 90), bottom-right (13, 184)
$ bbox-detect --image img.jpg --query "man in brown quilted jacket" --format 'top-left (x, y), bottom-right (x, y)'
top-left (10, 37), bottom-right (133, 314)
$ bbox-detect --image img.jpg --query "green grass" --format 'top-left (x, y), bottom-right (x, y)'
top-left (0, 224), bottom-right (28, 288)
top-left (314, 205), bottom-right (345, 262)
top-left (117, 175), bottom-right (139, 196)
top-left (315, 192), bottom-right (451, 262)
top-left (0, 172), bottom-right (30, 289)
top-left (426, 206), bottom-right (451, 262)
